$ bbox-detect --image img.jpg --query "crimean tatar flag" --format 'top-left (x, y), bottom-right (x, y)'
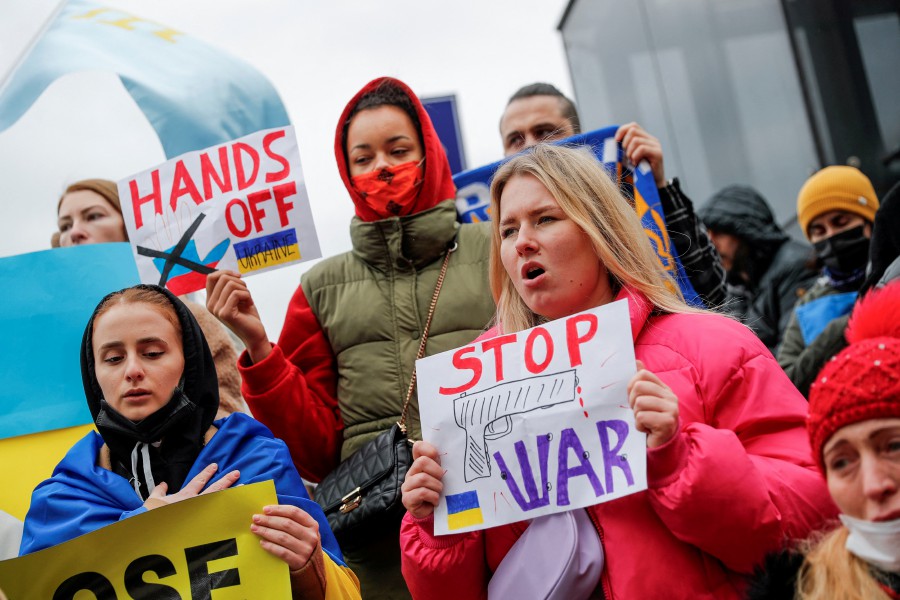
top-left (0, 0), bottom-right (290, 158)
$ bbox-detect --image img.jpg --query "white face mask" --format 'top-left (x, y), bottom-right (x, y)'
top-left (840, 514), bottom-right (900, 574)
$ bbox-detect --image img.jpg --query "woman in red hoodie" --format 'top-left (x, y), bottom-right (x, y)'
top-left (399, 144), bottom-right (836, 599)
top-left (206, 77), bottom-right (496, 598)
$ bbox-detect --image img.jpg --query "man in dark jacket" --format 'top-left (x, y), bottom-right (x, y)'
top-left (499, 83), bottom-right (727, 308)
top-left (777, 167), bottom-right (883, 396)
top-left (699, 185), bottom-right (818, 352)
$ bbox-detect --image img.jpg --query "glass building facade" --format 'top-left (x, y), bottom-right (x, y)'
top-left (559, 0), bottom-right (899, 230)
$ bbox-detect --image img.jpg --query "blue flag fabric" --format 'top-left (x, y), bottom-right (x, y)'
top-left (453, 127), bottom-right (702, 306)
top-left (796, 291), bottom-right (858, 346)
top-left (0, 244), bottom-right (139, 439)
top-left (0, 0), bottom-right (290, 158)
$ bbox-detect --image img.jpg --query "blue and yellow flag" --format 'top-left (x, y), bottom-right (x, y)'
top-left (452, 126), bottom-right (701, 306)
top-left (446, 490), bottom-right (484, 531)
top-left (0, 243), bottom-right (139, 519)
top-left (0, 0), bottom-right (290, 158)
top-left (233, 229), bottom-right (301, 275)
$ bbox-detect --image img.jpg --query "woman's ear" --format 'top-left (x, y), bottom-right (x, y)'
top-left (51, 231), bottom-right (61, 248)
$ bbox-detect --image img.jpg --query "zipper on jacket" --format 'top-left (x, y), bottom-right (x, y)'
top-left (588, 508), bottom-right (612, 600)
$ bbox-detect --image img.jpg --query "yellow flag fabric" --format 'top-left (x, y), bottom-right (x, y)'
top-left (0, 481), bottom-right (291, 598)
top-left (0, 424), bottom-right (94, 520)
top-left (324, 556), bottom-right (363, 600)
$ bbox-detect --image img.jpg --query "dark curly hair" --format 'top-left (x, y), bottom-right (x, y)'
top-left (342, 79), bottom-right (423, 155)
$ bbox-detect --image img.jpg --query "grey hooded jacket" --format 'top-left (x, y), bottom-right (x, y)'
top-left (699, 185), bottom-right (818, 352)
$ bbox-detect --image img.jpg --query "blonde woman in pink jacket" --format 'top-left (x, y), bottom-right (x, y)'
top-left (399, 144), bottom-right (837, 599)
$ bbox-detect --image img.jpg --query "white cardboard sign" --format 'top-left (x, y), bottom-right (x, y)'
top-left (416, 299), bottom-right (647, 535)
top-left (118, 126), bottom-right (320, 295)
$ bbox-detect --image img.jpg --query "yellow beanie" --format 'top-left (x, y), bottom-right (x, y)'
top-left (797, 166), bottom-right (879, 239)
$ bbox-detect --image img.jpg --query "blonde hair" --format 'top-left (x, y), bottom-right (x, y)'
top-left (796, 526), bottom-right (890, 600)
top-left (53, 178), bottom-right (125, 248)
top-left (489, 144), bottom-right (704, 333)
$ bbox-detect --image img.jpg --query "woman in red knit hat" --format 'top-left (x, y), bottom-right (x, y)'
top-left (748, 280), bottom-right (900, 599)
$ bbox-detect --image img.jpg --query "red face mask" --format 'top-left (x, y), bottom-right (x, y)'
top-left (351, 159), bottom-right (424, 219)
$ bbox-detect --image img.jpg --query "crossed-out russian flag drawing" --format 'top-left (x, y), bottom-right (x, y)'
top-left (446, 490), bottom-right (484, 530)
top-left (151, 238), bottom-right (230, 296)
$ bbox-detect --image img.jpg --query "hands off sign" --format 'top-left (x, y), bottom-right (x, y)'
top-left (416, 299), bottom-right (646, 535)
top-left (0, 481), bottom-right (289, 598)
top-left (119, 126), bottom-right (321, 295)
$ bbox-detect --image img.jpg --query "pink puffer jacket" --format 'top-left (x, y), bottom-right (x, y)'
top-left (400, 287), bottom-right (837, 599)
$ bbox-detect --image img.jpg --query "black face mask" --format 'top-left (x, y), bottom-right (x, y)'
top-left (726, 242), bottom-right (752, 286)
top-left (813, 225), bottom-right (870, 275)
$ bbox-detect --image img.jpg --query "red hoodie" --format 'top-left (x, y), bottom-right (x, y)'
top-left (238, 77), bottom-right (462, 481)
top-left (333, 76), bottom-right (457, 222)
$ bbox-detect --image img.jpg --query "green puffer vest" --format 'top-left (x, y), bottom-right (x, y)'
top-left (301, 201), bottom-right (495, 460)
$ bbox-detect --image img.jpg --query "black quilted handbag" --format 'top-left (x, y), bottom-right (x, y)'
top-left (315, 422), bottom-right (413, 543)
top-left (314, 244), bottom-right (454, 545)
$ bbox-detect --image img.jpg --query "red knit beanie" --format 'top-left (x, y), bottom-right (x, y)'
top-left (807, 281), bottom-right (900, 473)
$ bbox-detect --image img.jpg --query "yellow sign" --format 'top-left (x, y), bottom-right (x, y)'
top-left (0, 481), bottom-right (290, 599)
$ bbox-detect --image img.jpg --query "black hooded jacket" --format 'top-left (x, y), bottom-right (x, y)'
top-left (81, 284), bottom-right (219, 499)
top-left (861, 180), bottom-right (900, 293)
top-left (699, 186), bottom-right (819, 352)
top-left (746, 548), bottom-right (900, 600)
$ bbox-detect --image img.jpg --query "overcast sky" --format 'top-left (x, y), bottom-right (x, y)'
top-left (0, 0), bottom-right (571, 337)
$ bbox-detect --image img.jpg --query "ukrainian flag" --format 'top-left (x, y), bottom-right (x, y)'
top-left (446, 490), bottom-right (484, 530)
top-left (233, 228), bottom-right (300, 274)
top-left (0, 244), bottom-right (139, 520)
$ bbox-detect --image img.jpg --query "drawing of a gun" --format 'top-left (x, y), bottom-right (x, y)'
top-left (454, 369), bottom-right (577, 482)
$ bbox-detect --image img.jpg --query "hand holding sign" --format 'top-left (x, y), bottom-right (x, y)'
top-left (145, 463), bottom-right (240, 510)
top-left (205, 269), bottom-right (272, 363)
top-left (0, 482), bottom-right (295, 598)
top-left (628, 360), bottom-right (680, 449)
top-left (252, 504), bottom-right (321, 574)
top-left (402, 441), bottom-right (445, 519)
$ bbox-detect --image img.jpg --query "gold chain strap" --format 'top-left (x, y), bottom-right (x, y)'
top-left (398, 242), bottom-right (457, 432)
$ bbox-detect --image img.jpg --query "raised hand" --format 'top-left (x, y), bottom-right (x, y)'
top-left (615, 122), bottom-right (666, 188)
top-left (205, 269), bottom-right (272, 362)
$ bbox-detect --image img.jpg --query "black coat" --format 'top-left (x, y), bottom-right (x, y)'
top-left (746, 548), bottom-right (900, 599)
top-left (700, 186), bottom-right (819, 352)
top-left (745, 550), bottom-right (804, 600)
